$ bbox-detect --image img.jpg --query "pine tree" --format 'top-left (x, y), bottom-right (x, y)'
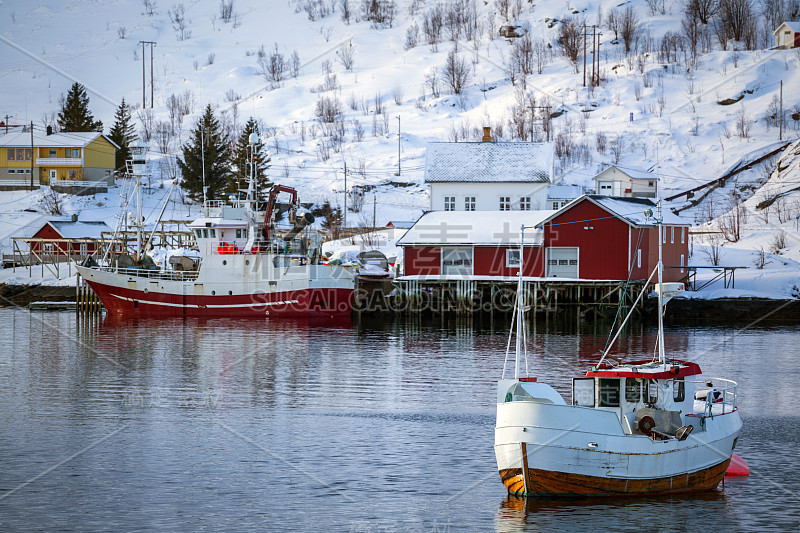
top-left (57, 83), bottom-right (103, 132)
top-left (229, 117), bottom-right (272, 194)
top-left (177, 104), bottom-right (231, 202)
top-left (108, 98), bottom-right (136, 171)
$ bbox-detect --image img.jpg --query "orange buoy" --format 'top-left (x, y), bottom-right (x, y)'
top-left (725, 453), bottom-right (749, 476)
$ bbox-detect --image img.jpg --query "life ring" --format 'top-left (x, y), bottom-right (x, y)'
top-left (638, 415), bottom-right (656, 436)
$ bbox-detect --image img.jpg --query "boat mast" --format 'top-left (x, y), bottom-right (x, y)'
top-left (515, 225), bottom-right (525, 379)
top-left (657, 197), bottom-right (665, 366)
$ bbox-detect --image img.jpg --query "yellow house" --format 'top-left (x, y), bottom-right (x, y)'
top-left (0, 129), bottom-right (119, 193)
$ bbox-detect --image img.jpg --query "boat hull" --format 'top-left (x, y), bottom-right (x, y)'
top-left (76, 260), bottom-right (355, 318)
top-left (499, 457), bottom-right (731, 497)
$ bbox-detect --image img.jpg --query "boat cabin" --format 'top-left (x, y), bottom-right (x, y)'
top-left (570, 360), bottom-right (734, 439)
top-left (187, 207), bottom-right (251, 255)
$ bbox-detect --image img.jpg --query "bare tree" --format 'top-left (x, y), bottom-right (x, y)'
top-left (620, 6), bottom-right (641, 55)
top-left (442, 48), bottom-right (471, 95)
top-left (717, 0), bottom-right (756, 45)
top-left (337, 42), bottom-right (355, 70)
top-left (686, 0), bottom-right (717, 24)
top-left (557, 17), bottom-right (583, 72)
top-left (169, 3), bottom-right (191, 41)
top-left (422, 4), bottom-right (444, 50)
top-left (219, 0), bottom-right (235, 22)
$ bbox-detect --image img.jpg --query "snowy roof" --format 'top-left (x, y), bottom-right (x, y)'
top-left (547, 184), bottom-right (583, 200)
top-left (397, 210), bottom-right (553, 246)
top-left (424, 142), bottom-right (553, 183)
top-left (0, 131), bottom-right (120, 149)
top-left (536, 195), bottom-right (690, 227)
top-left (46, 221), bottom-right (112, 239)
top-left (593, 165), bottom-right (656, 181)
top-left (774, 21), bottom-right (800, 33)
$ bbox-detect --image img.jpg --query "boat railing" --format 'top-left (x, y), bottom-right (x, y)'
top-left (212, 239), bottom-right (309, 256)
top-left (688, 378), bottom-right (737, 417)
top-left (203, 200), bottom-right (225, 217)
top-left (92, 266), bottom-right (200, 281)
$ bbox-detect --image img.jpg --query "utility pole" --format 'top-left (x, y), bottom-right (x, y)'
top-left (30, 121), bottom-right (34, 190)
top-left (583, 25), bottom-right (587, 87)
top-left (141, 41), bottom-right (146, 107)
top-left (373, 194), bottom-right (376, 229)
top-left (4, 115), bottom-right (8, 134)
top-left (779, 80), bottom-right (783, 141)
top-left (138, 41), bottom-right (156, 107)
top-left (591, 26), bottom-right (596, 88)
top-left (596, 33), bottom-right (601, 87)
top-left (201, 126), bottom-right (207, 208)
top-left (396, 115), bottom-right (401, 176)
top-left (343, 162), bottom-right (347, 230)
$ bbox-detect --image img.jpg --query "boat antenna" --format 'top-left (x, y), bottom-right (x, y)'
top-left (656, 195), bottom-right (666, 367)
top-left (505, 224), bottom-right (535, 380)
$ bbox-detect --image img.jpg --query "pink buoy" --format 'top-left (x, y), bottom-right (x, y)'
top-left (725, 453), bottom-right (749, 476)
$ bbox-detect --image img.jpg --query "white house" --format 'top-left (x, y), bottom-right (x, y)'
top-left (773, 22), bottom-right (800, 49)
top-left (425, 139), bottom-right (554, 212)
top-left (546, 184), bottom-right (584, 210)
top-left (592, 165), bottom-right (658, 198)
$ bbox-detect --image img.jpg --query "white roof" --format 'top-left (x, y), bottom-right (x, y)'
top-left (424, 142), bottom-right (553, 183)
top-left (774, 21), bottom-right (800, 33)
top-left (397, 210), bottom-right (553, 246)
top-left (47, 221), bottom-right (112, 239)
top-left (536, 195), bottom-right (689, 227)
top-left (186, 217), bottom-right (248, 228)
top-left (593, 165), bottom-right (656, 181)
top-left (0, 131), bottom-right (120, 149)
top-left (547, 184), bottom-right (583, 200)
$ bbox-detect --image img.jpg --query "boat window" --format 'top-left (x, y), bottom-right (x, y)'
top-left (236, 229), bottom-right (242, 239)
top-left (673, 377), bottom-right (685, 402)
top-left (598, 378), bottom-right (620, 407)
top-left (203, 229), bottom-right (209, 239)
top-left (210, 229), bottom-right (216, 238)
top-left (625, 378), bottom-right (641, 403)
top-left (648, 380), bottom-right (659, 403)
top-left (572, 378), bottom-right (594, 407)
top-left (195, 229), bottom-right (202, 239)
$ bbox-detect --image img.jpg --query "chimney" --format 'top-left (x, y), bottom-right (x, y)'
top-left (46, 125), bottom-right (53, 135)
top-left (482, 126), bottom-right (492, 142)
top-left (71, 213), bottom-right (78, 222)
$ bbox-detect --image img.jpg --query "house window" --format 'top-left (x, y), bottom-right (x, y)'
top-left (25, 148), bottom-right (32, 160)
top-left (681, 227), bottom-right (685, 243)
top-left (16, 148), bottom-right (25, 160)
top-left (506, 249), bottom-right (521, 268)
top-left (49, 149), bottom-right (57, 158)
top-left (7, 149), bottom-right (15, 160)
top-left (44, 243), bottom-right (54, 252)
top-left (680, 254), bottom-right (685, 273)
top-left (444, 196), bottom-right (456, 211)
top-left (464, 197), bottom-right (476, 211)
top-left (68, 169), bottom-right (77, 180)
top-left (80, 243), bottom-right (87, 253)
top-left (519, 197), bottom-right (531, 210)
top-left (637, 249), bottom-right (641, 268)
top-left (662, 226), bottom-right (667, 244)
top-left (551, 201), bottom-right (560, 209)
top-left (670, 227), bottom-right (674, 243)
top-left (499, 196), bottom-right (511, 211)
top-left (7, 169), bottom-right (15, 174)
top-left (648, 181), bottom-right (654, 187)
top-left (72, 148), bottom-right (80, 158)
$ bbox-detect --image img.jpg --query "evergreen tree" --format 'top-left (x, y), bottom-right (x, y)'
top-left (177, 105), bottom-right (231, 202)
top-left (108, 98), bottom-right (136, 171)
top-left (57, 83), bottom-right (103, 132)
top-left (230, 117), bottom-right (272, 195)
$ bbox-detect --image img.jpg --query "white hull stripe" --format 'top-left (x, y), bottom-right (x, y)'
top-left (111, 294), bottom-right (300, 309)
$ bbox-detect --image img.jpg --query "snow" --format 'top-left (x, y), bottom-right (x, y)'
top-left (0, 131), bottom-right (116, 148)
top-left (0, 0), bottom-right (798, 300)
top-left (424, 142), bottom-right (553, 183)
top-left (47, 220), bottom-right (111, 239)
top-left (397, 210), bottom-right (551, 246)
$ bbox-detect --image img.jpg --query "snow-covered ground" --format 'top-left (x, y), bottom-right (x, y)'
top-left (1, 0), bottom-right (799, 298)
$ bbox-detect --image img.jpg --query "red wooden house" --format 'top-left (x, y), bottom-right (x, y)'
top-left (398, 195), bottom-right (690, 282)
top-left (29, 220), bottom-right (111, 257)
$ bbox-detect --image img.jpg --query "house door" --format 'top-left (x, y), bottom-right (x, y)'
top-left (441, 247), bottom-right (473, 277)
top-left (48, 169), bottom-right (57, 184)
top-left (546, 247), bottom-right (579, 278)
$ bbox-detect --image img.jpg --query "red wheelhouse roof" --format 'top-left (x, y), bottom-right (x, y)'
top-left (585, 360), bottom-right (702, 379)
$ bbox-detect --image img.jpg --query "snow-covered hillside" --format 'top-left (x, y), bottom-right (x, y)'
top-left (1, 0), bottom-right (800, 287)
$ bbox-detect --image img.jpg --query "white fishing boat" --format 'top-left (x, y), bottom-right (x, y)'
top-left (494, 202), bottom-right (742, 496)
top-left (76, 134), bottom-right (356, 318)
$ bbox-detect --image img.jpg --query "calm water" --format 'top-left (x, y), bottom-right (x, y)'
top-left (0, 308), bottom-right (799, 531)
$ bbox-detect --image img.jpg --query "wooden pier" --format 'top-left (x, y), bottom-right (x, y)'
top-left (76, 274), bottom-right (104, 319)
top-left (385, 278), bottom-right (648, 317)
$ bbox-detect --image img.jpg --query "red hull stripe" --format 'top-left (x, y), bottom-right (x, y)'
top-left (86, 281), bottom-right (353, 318)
